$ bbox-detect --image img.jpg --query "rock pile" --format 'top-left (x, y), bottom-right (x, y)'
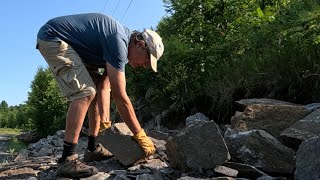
top-left (0, 98), bottom-right (320, 180)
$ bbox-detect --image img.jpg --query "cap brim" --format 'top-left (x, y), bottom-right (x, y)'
top-left (150, 54), bottom-right (157, 72)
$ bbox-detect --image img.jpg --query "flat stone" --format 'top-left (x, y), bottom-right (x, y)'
top-left (97, 123), bottom-right (145, 166)
top-left (214, 165), bottom-right (238, 177)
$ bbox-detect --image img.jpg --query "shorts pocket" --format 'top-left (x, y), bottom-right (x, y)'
top-left (54, 57), bottom-right (82, 97)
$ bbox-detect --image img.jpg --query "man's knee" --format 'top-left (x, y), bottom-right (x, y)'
top-left (67, 86), bottom-right (96, 102)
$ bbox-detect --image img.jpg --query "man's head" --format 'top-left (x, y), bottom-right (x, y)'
top-left (128, 29), bottom-right (164, 72)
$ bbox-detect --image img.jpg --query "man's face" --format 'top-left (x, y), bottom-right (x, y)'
top-left (128, 41), bottom-right (151, 69)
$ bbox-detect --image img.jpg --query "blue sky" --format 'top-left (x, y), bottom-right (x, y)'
top-left (0, 0), bottom-right (167, 106)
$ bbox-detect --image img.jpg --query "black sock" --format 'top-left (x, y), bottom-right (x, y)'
top-left (58, 141), bottom-right (77, 163)
top-left (87, 135), bottom-right (97, 152)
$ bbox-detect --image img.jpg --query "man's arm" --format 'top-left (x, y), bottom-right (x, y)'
top-left (106, 63), bottom-right (155, 157)
top-left (105, 63), bottom-right (141, 134)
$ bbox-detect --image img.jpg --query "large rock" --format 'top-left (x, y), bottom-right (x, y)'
top-left (97, 123), bottom-right (145, 166)
top-left (235, 98), bottom-right (296, 106)
top-left (223, 162), bottom-right (269, 179)
top-left (224, 129), bottom-right (296, 173)
top-left (231, 98), bottom-right (310, 140)
top-left (185, 112), bottom-right (209, 126)
top-left (294, 136), bottom-right (320, 180)
top-left (281, 108), bottom-right (320, 141)
top-left (166, 121), bottom-right (230, 171)
top-left (16, 130), bottom-right (40, 143)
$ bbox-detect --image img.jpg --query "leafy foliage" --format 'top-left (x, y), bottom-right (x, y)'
top-left (127, 0), bottom-right (320, 123)
top-left (2, 0), bottom-right (320, 131)
top-left (26, 67), bottom-right (67, 137)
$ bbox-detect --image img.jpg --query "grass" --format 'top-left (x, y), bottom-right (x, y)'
top-left (8, 137), bottom-right (28, 154)
top-left (0, 128), bottom-right (28, 155)
top-left (0, 128), bottom-right (22, 135)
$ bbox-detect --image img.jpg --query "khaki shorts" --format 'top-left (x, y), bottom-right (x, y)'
top-left (36, 39), bottom-right (96, 102)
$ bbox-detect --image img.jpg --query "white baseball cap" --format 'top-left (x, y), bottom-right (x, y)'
top-left (141, 29), bottom-right (164, 72)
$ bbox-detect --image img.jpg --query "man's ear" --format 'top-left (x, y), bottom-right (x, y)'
top-left (136, 40), bottom-right (145, 49)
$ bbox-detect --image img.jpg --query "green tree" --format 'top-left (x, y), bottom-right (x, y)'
top-left (0, 100), bottom-right (9, 127)
top-left (26, 67), bottom-right (67, 137)
top-left (126, 0), bottom-right (320, 124)
top-left (15, 104), bottom-right (33, 130)
top-left (0, 101), bottom-right (8, 111)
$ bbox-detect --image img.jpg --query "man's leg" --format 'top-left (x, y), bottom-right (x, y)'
top-left (87, 71), bottom-right (111, 137)
top-left (37, 39), bottom-right (98, 178)
top-left (65, 95), bottom-right (95, 143)
top-left (59, 93), bottom-right (95, 163)
top-left (84, 71), bottom-right (113, 162)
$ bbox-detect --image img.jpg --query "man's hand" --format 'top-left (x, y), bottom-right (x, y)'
top-left (99, 121), bottom-right (112, 133)
top-left (133, 129), bottom-right (156, 157)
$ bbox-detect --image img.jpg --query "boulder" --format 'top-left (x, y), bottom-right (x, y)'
top-left (185, 112), bottom-right (209, 126)
top-left (294, 136), bottom-right (320, 180)
top-left (166, 121), bottom-right (230, 171)
top-left (97, 123), bottom-right (145, 166)
top-left (281, 108), bottom-right (320, 142)
top-left (223, 162), bottom-right (269, 179)
top-left (224, 129), bottom-right (296, 173)
top-left (231, 98), bottom-right (310, 140)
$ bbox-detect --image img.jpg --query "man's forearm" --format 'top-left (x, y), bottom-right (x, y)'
top-left (114, 95), bottom-right (142, 134)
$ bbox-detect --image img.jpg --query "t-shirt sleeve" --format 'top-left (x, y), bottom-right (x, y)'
top-left (102, 33), bottom-right (129, 72)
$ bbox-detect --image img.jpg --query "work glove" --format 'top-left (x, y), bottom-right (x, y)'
top-left (99, 121), bottom-right (112, 133)
top-left (133, 129), bottom-right (156, 157)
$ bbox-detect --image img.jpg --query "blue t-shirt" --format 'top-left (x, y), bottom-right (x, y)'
top-left (37, 13), bottom-right (131, 71)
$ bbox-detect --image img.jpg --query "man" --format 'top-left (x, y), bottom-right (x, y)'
top-left (36, 13), bottom-right (164, 179)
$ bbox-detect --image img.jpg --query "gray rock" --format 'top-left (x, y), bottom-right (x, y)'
top-left (281, 108), bottom-right (320, 141)
top-left (136, 173), bottom-right (163, 180)
top-left (148, 130), bottom-right (171, 141)
top-left (185, 112), bottom-right (209, 126)
top-left (97, 122), bottom-right (145, 166)
top-left (177, 176), bottom-right (210, 180)
top-left (231, 98), bottom-right (310, 140)
top-left (14, 149), bottom-right (29, 162)
top-left (166, 121), bottom-right (230, 171)
top-left (141, 158), bottom-right (168, 170)
top-left (81, 172), bottom-right (110, 180)
top-left (224, 129), bottom-right (296, 173)
top-left (294, 136), bottom-right (320, 180)
top-left (256, 176), bottom-right (278, 180)
top-left (113, 174), bottom-right (131, 180)
top-left (214, 165), bottom-right (238, 177)
top-left (222, 162), bottom-right (268, 179)
top-left (304, 103), bottom-right (320, 111)
top-left (32, 147), bottom-right (53, 157)
top-left (236, 98), bottom-right (297, 106)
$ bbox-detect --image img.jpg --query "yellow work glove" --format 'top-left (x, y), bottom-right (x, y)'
top-left (133, 129), bottom-right (156, 157)
top-left (99, 121), bottom-right (112, 133)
